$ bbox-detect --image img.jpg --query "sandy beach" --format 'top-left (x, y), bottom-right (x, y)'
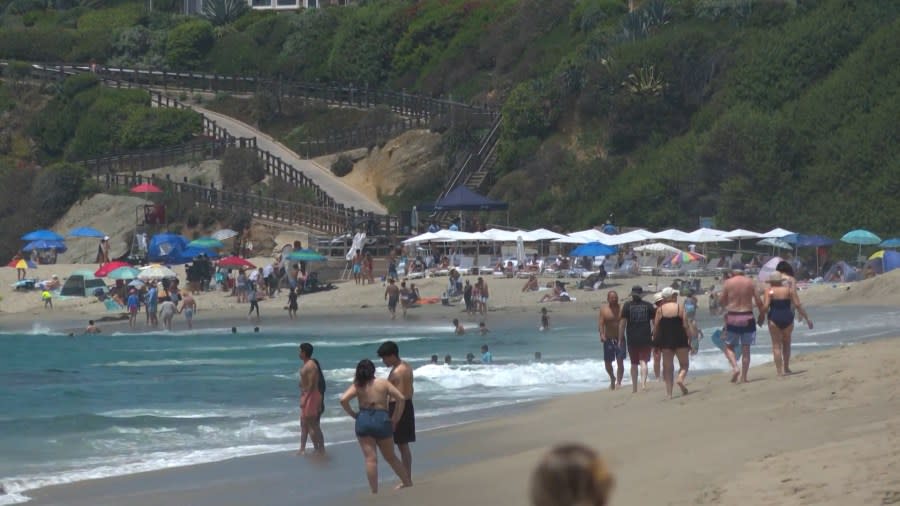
top-left (4, 261), bottom-right (900, 505)
top-left (4, 260), bottom-right (900, 328)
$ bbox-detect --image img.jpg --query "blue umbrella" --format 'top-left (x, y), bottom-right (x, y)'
top-left (570, 242), bottom-right (617, 257)
top-left (880, 238), bottom-right (900, 248)
top-left (783, 234), bottom-right (834, 247)
top-left (67, 227), bottom-right (106, 238)
top-left (840, 229), bottom-right (881, 246)
top-left (22, 229), bottom-right (64, 241)
top-left (23, 240), bottom-right (67, 252)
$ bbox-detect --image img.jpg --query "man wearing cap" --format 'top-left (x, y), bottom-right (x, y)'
top-left (719, 269), bottom-right (764, 383)
top-left (598, 291), bottom-right (625, 390)
top-left (619, 285), bottom-right (656, 393)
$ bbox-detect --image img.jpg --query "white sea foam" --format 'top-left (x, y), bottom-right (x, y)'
top-left (99, 407), bottom-right (279, 419)
top-left (97, 358), bottom-right (263, 367)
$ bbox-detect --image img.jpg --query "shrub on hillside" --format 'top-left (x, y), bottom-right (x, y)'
top-left (0, 29), bottom-right (77, 61)
top-left (331, 155), bottom-right (354, 177)
top-left (66, 89), bottom-right (149, 159)
top-left (327, 3), bottom-right (405, 84)
top-left (220, 147), bottom-right (265, 189)
top-left (118, 108), bottom-right (202, 150)
top-left (166, 19), bottom-right (215, 69)
top-left (278, 8), bottom-right (339, 79)
top-left (29, 162), bottom-right (89, 222)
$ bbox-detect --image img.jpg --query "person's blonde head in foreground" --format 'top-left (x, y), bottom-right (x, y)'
top-left (531, 444), bottom-right (614, 506)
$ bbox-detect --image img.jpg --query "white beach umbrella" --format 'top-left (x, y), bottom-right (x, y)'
top-left (723, 228), bottom-right (763, 253)
top-left (551, 235), bottom-right (590, 244)
top-left (605, 229), bottom-right (657, 246)
top-left (650, 229), bottom-right (693, 242)
top-left (527, 228), bottom-right (567, 241)
top-left (759, 227), bottom-right (795, 239)
top-left (402, 231), bottom-right (451, 244)
top-left (686, 228), bottom-right (731, 243)
top-left (211, 229), bottom-right (239, 241)
top-left (138, 264), bottom-right (177, 280)
top-left (633, 242), bottom-right (681, 253)
top-left (722, 228), bottom-right (763, 240)
top-left (481, 228), bottom-right (523, 242)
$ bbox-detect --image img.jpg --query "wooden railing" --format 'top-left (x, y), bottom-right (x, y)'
top-left (8, 61), bottom-right (498, 124)
top-left (79, 140), bottom-right (229, 174)
top-left (88, 171), bottom-right (399, 236)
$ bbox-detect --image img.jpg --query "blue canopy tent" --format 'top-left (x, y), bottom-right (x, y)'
top-left (147, 233), bottom-right (189, 264)
top-left (426, 186), bottom-right (509, 211)
top-left (22, 229), bottom-right (64, 241)
top-left (67, 227), bottom-right (106, 238)
top-left (784, 234), bottom-right (835, 276)
top-left (23, 240), bottom-right (67, 252)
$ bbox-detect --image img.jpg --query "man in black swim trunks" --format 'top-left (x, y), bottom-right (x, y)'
top-left (378, 340), bottom-right (415, 485)
top-left (384, 279), bottom-right (400, 320)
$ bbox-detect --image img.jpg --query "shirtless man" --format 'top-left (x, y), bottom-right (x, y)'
top-left (298, 343), bottom-right (326, 456)
top-left (598, 291), bottom-right (625, 390)
top-left (378, 341), bottom-right (415, 486)
top-left (179, 293), bottom-right (197, 330)
top-left (384, 279), bottom-right (400, 320)
top-left (84, 320), bottom-right (101, 334)
top-left (719, 269), bottom-right (765, 383)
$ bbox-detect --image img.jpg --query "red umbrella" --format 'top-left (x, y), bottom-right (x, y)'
top-left (95, 261), bottom-right (130, 277)
top-left (130, 183), bottom-right (163, 194)
top-left (217, 256), bottom-right (256, 269)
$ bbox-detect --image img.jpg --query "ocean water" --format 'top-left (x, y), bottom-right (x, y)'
top-left (1, 307), bottom-right (899, 504)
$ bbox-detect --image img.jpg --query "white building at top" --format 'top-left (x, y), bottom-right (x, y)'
top-left (249, 0), bottom-right (350, 9)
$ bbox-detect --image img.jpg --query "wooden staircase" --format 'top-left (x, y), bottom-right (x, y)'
top-left (430, 115), bottom-right (502, 226)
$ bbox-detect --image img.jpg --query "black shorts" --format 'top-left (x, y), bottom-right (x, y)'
top-left (389, 400), bottom-right (416, 445)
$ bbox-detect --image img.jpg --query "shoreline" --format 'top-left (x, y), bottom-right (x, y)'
top-left (13, 333), bottom-right (900, 506)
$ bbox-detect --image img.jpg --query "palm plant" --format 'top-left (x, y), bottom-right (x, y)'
top-left (201, 0), bottom-right (248, 26)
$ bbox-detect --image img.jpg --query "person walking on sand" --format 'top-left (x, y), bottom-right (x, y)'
top-left (247, 282), bottom-right (260, 322)
top-left (760, 272), bottom-right (813, 376)
top-left (384, 278), bottom-right (400, 320)
top-left (378, 341), bottom-right (416, 485)
top-left (719, 269), bottom-right (764, 383)
top-left (530, 444), bottom-right (614, 506)
top-left (478, 277), bottom-right (490, 316)
top-left (146, 282), bottom-right (159, 328)
top-left (340, 359), bottom-right (413, 494)
top-left (126, 288), bottom-right (140, 329)
top-left (619, 286), bottom-right (655, 393)
top-left (287, 287), bottom-right (298, 320)
top-left (599, 291), bottom-right (625, 390)
top-left (41, 289), bottom-right (53, 310)
top-left (652, 287), bottom-right (691, 399)
top-left (298, 343), bottom-right (326, 456)
top-left (352, 250), bottom-right (362, 285)
top-left (179, 293), bottom-right (197, 330)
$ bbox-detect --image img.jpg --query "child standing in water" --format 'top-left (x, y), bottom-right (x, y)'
top-left (540, 307), bottom-right (549, 331)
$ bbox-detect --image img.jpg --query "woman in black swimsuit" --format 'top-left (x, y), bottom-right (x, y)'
top-left (652, 288), bottom-right (692, 399)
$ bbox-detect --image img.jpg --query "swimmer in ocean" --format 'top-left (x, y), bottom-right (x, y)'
top-left (540, 307), bottom-right (550, 331)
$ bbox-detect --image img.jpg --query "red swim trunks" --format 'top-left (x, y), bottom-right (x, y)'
top-left (628, 346), bottom-right (652, 365)
top-left (301, 390), bottom-right (322, 419)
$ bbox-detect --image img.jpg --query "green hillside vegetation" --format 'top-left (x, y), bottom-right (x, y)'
top-left (0, 69), bottom-right (203, 259)
top-left (0, 0), bottom-right (897, 237)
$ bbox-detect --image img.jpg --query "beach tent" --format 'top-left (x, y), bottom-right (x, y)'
top-left (821, 261), bottom-right (858, 282)
top-left (60, 270), bottom-right (106, 297)
top-left (424, 186), bottom-right (508, 212)
top-left (147, 233), bottom-right (189, 263)
top-left (866, 250), bottom-right (900, 275)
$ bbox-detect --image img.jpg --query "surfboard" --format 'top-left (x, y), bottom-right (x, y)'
top-left (711, 328), bottom-right (742, 360)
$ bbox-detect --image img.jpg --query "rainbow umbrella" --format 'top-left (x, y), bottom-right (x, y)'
top-left (670, 250), bottom-right (705, 265)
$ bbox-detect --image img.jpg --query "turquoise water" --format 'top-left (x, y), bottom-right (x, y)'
top-left (1, 307), bottom-right (898, 504)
